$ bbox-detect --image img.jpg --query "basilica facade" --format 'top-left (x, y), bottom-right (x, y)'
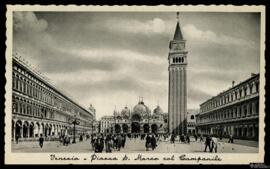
top-left (100, 100), bottom-right (168, 134)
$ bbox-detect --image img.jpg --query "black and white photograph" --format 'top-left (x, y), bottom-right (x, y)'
top-left (4, 5), bottom-right (265, 164)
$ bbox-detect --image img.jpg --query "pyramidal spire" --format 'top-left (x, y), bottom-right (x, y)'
top-left (173, 12), bottom-right (184, 40)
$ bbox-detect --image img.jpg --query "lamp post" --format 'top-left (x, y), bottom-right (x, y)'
top-left (148, 112), bottom-right (150, 134)
top-left (68, 115), bottom-right (80, 144)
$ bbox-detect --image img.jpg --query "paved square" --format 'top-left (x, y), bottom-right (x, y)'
top-left (12, 137), bottom-right (258, 153)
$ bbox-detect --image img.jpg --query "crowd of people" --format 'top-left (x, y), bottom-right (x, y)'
top-left (91, 133), bottom-right (127, 153)
top-left (14, 130), bottom-right (235, 153)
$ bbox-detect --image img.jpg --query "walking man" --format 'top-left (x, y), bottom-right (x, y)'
top-left (116, 134), bottom-right (122, 151)
top-left (186, 134), bottom-right (190, 144)
top-left (15, 133), bottom-right (20, 144)
top-left (170, 134), bottom-right (175, 144)
top-left (145, 134), bottom-right (151, 151)
top-left (39, 134), bottom-right (44, 148)
top-left (121, 134), bottom-right (126, 148)
top-left (199, 134), bottom-right (204, 142)
top-left (194, 134), bottom-right (198, 142)
top-left (151, 134), bottom-right (157, 150)
top-left (204, 135), bottom-right (212, 152)
top-left (228, 134), bottom-right (234, 143)
top-left (211, 136), bottom-right (218, 153)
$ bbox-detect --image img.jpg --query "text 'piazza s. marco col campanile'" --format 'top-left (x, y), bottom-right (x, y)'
top-left (168, 12), bottom-right (188, 135)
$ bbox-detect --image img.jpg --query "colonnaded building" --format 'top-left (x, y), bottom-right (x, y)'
top-left (11, 54), bottom-right (95, 141)
top-left (196, 73), bottom-right (259, 140)
top-left (100, 99), bottom-right (168, 134)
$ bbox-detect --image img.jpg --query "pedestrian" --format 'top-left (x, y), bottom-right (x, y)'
top-left (116, 134), bottom-right (122, 151)
top-left (211, 136), bottom-right (218, 153)
top-left (228, 134), bottom-right (234, 143)
top-left (170, 134), bottom-right (175, 144)
top-left (91, 135), bottom-right (96, 149)
top-left (180, 134), bottom-right (185, 143)
top-left (79, 134), bottom-right (83, 142)
top-left (105, 134), bottom-right (112, 153)
top-left (15, 133), bottom-right (20, 144)
top-left (94, 137), bottom-right (102, 153)
top-left (199, 134), bottom-right (204, 142)
top-left (194, 134), bottom-right (198, 142)
top-left (145, 134), bottom-right (151, 151)
top-left (39, 134), bottom-right (44, 148)
top-left (151, 134), bottom-right (157, 150)
top-left (186, 134), bottom-right (190, 144)
top-left (204, 135), bottom-right (212, 152)
top-left (121, 134), bottom-right (126, 148)
top-left (112, 135), bottom-right (117, 149)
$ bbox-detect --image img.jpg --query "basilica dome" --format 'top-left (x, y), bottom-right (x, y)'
top-left (121, 106), bottom-right (130, 119)
top-left (132, 101), bottom-right (150, 118)
top-left (153, 105), bottom-right (163, 115)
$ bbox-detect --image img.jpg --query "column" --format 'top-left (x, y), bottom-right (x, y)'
top-left (38, 125), bottom-right (40, 136)
top-left (247, 126), bottom-right (250, 137)
top-left (34, 123), bottom-right (38, 137)
top-left (235, 127), bottom-right (239, 137)
top-left (55, 125), bottom-right (58, 136)
top-left (241, 105), bottom-right (244, 117)
top-left (27, 124), bottom-right (30, 138)
top-left (12, 121), bottom-right (15, 140)
top-left (21, 120), bottom-right (24, 138)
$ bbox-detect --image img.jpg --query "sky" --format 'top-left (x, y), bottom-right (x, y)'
top-left (13, 12), bottom-right (260, 120)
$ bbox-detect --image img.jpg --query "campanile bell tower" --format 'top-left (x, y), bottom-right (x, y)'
top-left (168, 12), bottom-right (188, 135)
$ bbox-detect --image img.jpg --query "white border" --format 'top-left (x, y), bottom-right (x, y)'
top-left (5, 5), bottom-right (266, 164)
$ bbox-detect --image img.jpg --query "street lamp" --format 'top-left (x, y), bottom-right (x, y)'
top-left (68, 115), bottom-right (80, 144)
top-left (148, 112), bottom-right (150, 134)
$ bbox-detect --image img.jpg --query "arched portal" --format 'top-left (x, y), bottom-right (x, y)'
top-left (115, 124), bottom-right (121, 133)
top-left (44, 124), bottom-right (49, 137)
top-left (151, 124), bottom-right (158, 134)
top-left (48, 124), bottom-right (52, 136)
top-left (131, 122), bottom-right (140, 133)
top-left (35, 122), bottom-right (40, 137)
top-left (40, 123), bottom-right (44, 135)
top-left (29, 122), bottom-right (34, 137)
top-left (122, 124), bottom-right (128, 133)
top-left (143, 124), bottom-right (150, 133)
top-left (15, 120), bottom-right (22, 138)
top-left (23, 121), bottom-right (29, 138)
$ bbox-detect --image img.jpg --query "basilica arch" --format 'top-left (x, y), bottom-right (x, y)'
top-left (122, 124), bottom-right (129, 133)
top-left (143, 124), bottom-right (150, 133)
top-left (115, 124), bottom-right (121, 133)
top-left (151, 124), bottom-right (158, 134)
top-left (131, 122), bottom-right (140, 133)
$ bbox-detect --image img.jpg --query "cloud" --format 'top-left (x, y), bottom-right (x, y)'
top-left (183, 24), bottom-right (255, 47)
top-left (13, 12), bottom-right (48, 32)
top-left (106, 17), bottom-right (167, 35)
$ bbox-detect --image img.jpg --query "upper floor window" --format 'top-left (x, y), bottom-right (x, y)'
top-left (244, 87), bottom-right (247, 96)
top-left (249, 84), bottom-right (253, 94)
top-left (255, 82), bottom-right (259, 93)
